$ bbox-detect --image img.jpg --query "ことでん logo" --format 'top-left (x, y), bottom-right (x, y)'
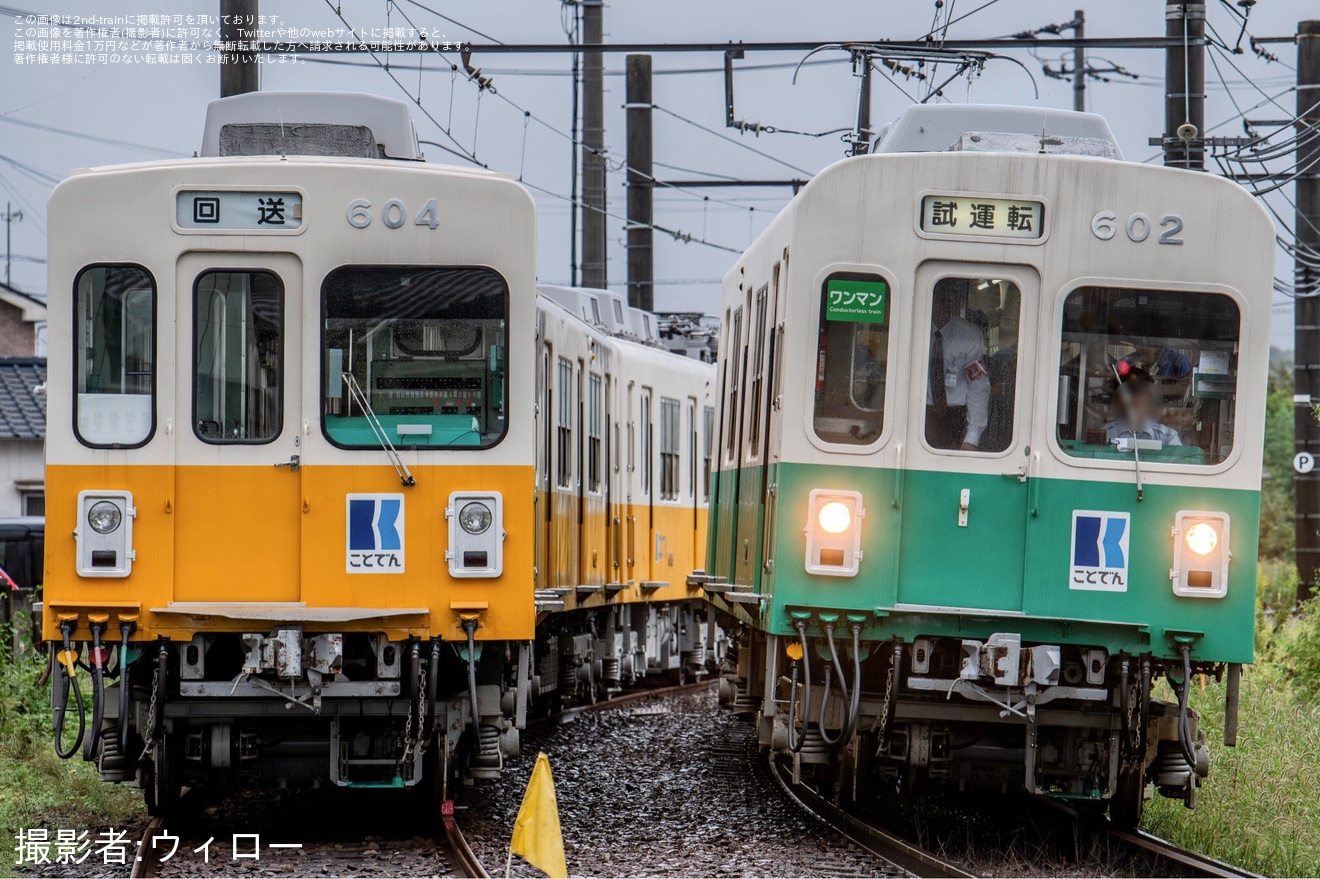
top-left (346, 494), bottom-right (405, 574)
top-left (1069, 511), bottom-right (1129, 592)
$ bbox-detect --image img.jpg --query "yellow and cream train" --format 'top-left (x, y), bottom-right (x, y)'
top-left (43, 91), bottom-right (716, 809)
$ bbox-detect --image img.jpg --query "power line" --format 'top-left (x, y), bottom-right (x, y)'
top-left (651, 104), bottom-right (814, 176)
top-left (0, 116), bottom-right (184, 157)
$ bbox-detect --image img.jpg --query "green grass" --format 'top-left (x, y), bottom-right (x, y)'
top-left (1143, 588), bottom-right (1320, 878)
top-left (1144, 669), bottom-right (1320, 877)
top-left (0, 618), bottom-right (142, 845)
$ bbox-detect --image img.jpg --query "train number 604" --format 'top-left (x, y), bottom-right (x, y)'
top-left (1090, 210), bottom-right (1183, 245)
top-left (346, 197), bottom-right (440, 230)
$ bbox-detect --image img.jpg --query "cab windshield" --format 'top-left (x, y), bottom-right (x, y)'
top-left (321, 266), bottom-right (508, 449)
top-left (1056, 286), bottom-right (1240, 466)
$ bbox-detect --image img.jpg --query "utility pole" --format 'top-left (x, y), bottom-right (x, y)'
top-left (1072, 10), bottom-right (1085, 112)
top-left (568, 2), bottom-right (581, 287)
top-left (1295, 19), bottom-right (1320, 603)
top-left (1162, 1), bottom-right (1205, 170)
top-left (625, 54), bottom-right (653, 311)
top-left (2, 202), bottom-right (21, 287)
top-left (850, 51), bottom-right (873, 155)
top-left (220, 0), bottom-right (259, 97)
top-left (580, 0), bottom-right (607, 290)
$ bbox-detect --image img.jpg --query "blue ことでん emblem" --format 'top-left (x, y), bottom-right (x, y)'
top-left (346, 494), bottom-right (405, 573)
top-left (1069, 510), bottom-right (1129, 592)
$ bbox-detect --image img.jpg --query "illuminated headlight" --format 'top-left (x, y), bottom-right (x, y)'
top-left (1184, 522), bottom-right (1218, 556)
top-left (804, 489), bottom-right (865, 577)
top-left (817, 501), bottom-right (852, 534)
top-left (1171, 511), bottom-right (1230, 599)
top-left (87, 501), bottom-right (123, 534)
top-left (459, 502), bottom-right (493, 535)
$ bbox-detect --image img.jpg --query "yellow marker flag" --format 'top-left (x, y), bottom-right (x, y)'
top-left (508, 752), bottom-right (567, 879)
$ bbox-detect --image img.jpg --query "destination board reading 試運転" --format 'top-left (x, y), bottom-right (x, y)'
top-left (919, 194), bottom-right (1044, 240)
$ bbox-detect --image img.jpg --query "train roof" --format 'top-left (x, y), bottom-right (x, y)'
top-left (200, 91), bottom-right (422, 160)
top-left (873, 104), bottom-right (1121, 159)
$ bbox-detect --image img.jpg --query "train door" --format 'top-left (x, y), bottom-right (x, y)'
top-left (537, 342), bottom-right (551, 589)
top-left (639, 387), bottom-right (653, 582)
top-left (896, 263), bottom-right (1038, 612)
top-left (553, 355), bottom-right (576, 588)
top-left (734, 283), bottom-right (772, 590)
top-left (174, 253), bottom-right (301, 603)
top-left (582, 369), bottom-right (605, 586)
top-left (758, 261), bottom-right (787, 594)
top-left (712, 302), bottom-right (746, 585)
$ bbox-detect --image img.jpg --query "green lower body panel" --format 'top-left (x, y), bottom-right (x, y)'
top-left (709, 461), bottom-right (1257, 663)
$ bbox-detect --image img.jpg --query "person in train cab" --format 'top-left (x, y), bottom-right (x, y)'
top-left (1103, 364), bottom-right (1182, 446)
top-left (852, 326), bottom-right (887, 410)
top-left (926, 278), bottom-right (990, 451)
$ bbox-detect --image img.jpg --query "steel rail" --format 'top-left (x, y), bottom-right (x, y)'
top-left (1107, 826), bottom-right (1260, 878)
top-left (765, 755), bottom-right (975, 879)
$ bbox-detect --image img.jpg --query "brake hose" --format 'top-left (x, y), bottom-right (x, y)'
top-left (118, 620), bottom-right (134, 757)
top-left (818, 623), bottom-right (849, 746)
top-left (842, 624), bottom-right (863, 743)
top-left (788, 620), bottom-right (811, 753)
top-left (1177, 645), bottom-right (1197, 770)
top-left (463, 618), bottom-right (481, 739)
top-left (83, 622), bottom-right (107, 762)
top-left (53, 621), bottom-right (85, 760)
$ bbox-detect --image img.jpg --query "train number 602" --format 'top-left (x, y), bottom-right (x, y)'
top-left (1091, 210), bottom-right (1183, 245)
top-left (346, 198), bottom-right (440, 230)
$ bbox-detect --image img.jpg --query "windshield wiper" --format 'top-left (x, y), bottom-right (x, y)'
top-left (343, 371), bottom-right (416, 486)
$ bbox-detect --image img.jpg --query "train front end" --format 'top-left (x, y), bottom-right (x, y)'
top-left (43, 92), bottom-right (536, 808)
top-left (708, 105), bottom-right (1273, 822)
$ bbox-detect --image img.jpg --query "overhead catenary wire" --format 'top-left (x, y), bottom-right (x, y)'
top-left (318, 0), bottom-right (751, 257)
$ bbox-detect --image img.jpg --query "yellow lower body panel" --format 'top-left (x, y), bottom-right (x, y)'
top-left (44, 463), bottom-right (536, 643)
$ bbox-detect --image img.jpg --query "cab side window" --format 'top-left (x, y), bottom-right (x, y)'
top-left (812, 273), bottom-right (890, 445)
top-left (74, 264), bottom-right (156, 447)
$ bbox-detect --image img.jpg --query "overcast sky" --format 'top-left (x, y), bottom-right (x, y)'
top-left (1, 0), bottom-right (1306, 347)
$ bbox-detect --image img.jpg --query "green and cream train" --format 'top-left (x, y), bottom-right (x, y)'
top-left (698, 104), bottom-right (1273, 824)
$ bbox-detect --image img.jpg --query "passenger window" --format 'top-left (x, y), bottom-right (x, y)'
top-left (74, 264), bottom-right (155, 447)
top-left (322, 267), bottom-right (508, 449)
top-left (813, 273), bottom-right (890, 445)
top-left (924, 277), bottom-right (1021, 453)
top-left (193, 270), bottom-right (282, 443)
top-left (588, 372), bottom-right (602, 493)
top-left (1057, 286), bottom-right (1240, 466)
top-left (557, 358), bottom-right (573, 487)
top-left (660, 396), bottom-right (680, 500)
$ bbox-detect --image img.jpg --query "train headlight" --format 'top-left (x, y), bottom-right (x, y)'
top-left (1171, 512), bottom-right (1230, 599)
top-left (1184, 522), bottom-right (1218, 556)
top-left (75, 490), bottom-right (135, 578)
top-left (458, 502), bottom-right (493, 535)
top-left (87, 501), bottom-right (123, 534)
top-left (446, 491), bottom-right (505, 578)
top-left (804, 489), bottom-right (864, 577)
top-left (817, 501), bottom-right (852, 534)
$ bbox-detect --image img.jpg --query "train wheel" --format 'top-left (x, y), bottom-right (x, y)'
top-left (1109, 762), bottom-right (1146, 828)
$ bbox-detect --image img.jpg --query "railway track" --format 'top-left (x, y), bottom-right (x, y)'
top-left (1105, 826), bottom-right (1259, 878)
top-left (765, 756), bottom-right (974, 879)
top-left (129, 787), bottom-right (489, 878)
